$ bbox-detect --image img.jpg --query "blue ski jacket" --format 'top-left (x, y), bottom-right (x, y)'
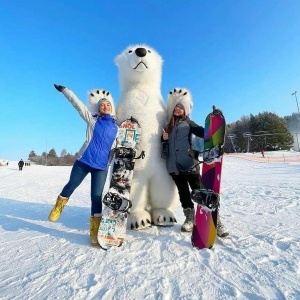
top-left (62, 88), bottom-right (118, 170)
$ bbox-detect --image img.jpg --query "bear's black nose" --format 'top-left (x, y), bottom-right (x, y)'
top-left (135, 48), bottom-right (147, 57)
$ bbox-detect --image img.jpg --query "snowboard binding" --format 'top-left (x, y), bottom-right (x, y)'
top-left (114, 147), bottom-right (145, 160)
top-left (191, 189), bottom-right (220, 210)
top-left (115, 147), bottom-right (136, 159)
top-left (103, 192), bottom-right (132, 213)
top-left (187, 144), bottom-right (223, 167)
top-left (203, 145), bottom-right (223, 163)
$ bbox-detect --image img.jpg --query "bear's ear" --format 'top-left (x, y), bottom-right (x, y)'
top-left (169, 91), bottom-right (172, 95)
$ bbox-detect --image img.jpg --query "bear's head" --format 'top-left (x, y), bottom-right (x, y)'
top-left (87, 89), bottom-right (116, 116)
top-left (115, 44), bottom-right (163, 91)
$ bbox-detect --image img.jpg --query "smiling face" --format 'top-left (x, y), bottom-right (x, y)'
top-left (173, 104), bottom-right (185, 117)
top-left (99, 101), bottom-right (112, 115)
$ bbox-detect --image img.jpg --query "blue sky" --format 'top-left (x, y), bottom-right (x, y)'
top-left (1, 0), bottom-right (300, 161)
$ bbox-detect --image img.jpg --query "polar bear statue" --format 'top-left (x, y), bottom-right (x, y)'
top-left (115, 44), bottom-right (178, 230)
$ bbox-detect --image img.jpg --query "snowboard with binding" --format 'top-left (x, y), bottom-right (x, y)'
top-left (191, 107), bottom-right (226, 249)
top-left (98, 117), bottom-right (143, 250)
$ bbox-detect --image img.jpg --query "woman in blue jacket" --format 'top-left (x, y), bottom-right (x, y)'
top-left (48, 84), bottom-right (118, 246)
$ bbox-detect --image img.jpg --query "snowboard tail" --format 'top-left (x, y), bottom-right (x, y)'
top-left (191, 109), bottom-right (225, 249)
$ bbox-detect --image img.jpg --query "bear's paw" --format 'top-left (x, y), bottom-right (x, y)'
top-left (129, 211), bottom-right (152, 230)
top-left (151, 209), bottom-right (176, 227)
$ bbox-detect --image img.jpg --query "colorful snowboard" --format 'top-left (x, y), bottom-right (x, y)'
top-left (98, 117), bottom-right (142, 250)
top-left (191, 108), bottom-right (226, 249)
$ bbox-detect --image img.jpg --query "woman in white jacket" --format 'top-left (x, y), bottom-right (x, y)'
top-left (48, 84), bottom-right (118, 246)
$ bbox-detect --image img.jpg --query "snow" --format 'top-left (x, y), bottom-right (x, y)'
top-left (1, 151), bottom-right (300, 299)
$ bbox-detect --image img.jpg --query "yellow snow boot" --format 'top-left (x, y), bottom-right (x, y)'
top-left (90, 216), bottom-right (101, 246)
top-left (48, 195), bottom-right (68, 222)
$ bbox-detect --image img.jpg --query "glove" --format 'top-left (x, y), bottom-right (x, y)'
top-left (212, 105), bottom-right (223, 116)
top-left (54, 84), bottom-right (66, 92)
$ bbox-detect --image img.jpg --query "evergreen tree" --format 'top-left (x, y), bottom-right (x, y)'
top-left (225, 112), bottom-right (293, 152)
top-left (48, 148), bottom-right (57, 158)
top-left (28, 150), bottom-right (37, 158)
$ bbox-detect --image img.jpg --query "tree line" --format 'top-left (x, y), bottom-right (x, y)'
top-left (28, 111), bottom-right (300, 164)
top-left (224, 111), bottom-right (297, 153)
top-left (28, 149), bottom-right (77, 166)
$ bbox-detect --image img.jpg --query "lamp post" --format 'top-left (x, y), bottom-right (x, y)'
top-left (291, 91), bottom-right (300, 114)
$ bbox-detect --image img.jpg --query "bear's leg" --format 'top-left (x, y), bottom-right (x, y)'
top-left (149, 165), bottom-right (178, 226)
top-left (128, 170), bottom-right (152, 230)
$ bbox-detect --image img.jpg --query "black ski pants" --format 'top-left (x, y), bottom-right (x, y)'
top-left (171, 173), bottom-right (200, 209)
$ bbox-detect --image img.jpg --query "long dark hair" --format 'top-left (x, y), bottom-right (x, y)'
top-left (165, 109), bottom-right (186, 134)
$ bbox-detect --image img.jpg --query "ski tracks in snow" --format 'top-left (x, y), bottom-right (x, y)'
top-left (1, 159), bottom-right (300, 299)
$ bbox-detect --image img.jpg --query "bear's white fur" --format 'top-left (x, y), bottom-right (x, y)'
top-left (115, 44), bottom-right (178, 230)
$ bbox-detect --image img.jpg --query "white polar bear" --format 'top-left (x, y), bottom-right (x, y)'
top-left (115, 44), bottom-right (178, 230)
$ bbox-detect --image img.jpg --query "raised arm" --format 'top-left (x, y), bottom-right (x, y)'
top-left (54, 84), bottom-right (94, 123)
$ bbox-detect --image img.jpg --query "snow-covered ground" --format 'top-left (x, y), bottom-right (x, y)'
top-left (1, 151), bottom-right (300, 299)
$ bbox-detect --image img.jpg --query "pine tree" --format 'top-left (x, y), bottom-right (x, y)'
top-left (48, 148), bottom-right (57, 158)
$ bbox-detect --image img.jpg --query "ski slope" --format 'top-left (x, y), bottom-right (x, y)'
top-left (0, 151), bottom-right (300, 299)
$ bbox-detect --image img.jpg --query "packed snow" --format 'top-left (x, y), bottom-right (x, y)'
top-left (1, 151), bottom-right (300, 299)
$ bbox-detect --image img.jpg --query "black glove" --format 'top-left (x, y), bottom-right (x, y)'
top-left (212, 105), bottom-right (223, 116)
top-left (54, 84), bottom-right (66, 92)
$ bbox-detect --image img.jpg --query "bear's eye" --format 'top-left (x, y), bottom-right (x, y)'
top-left (147, 50), bottom-right (151, 53)
top-left (128, 50), bottom-right (133, 53)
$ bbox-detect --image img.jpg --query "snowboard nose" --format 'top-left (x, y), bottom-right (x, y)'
top-left (135, 48), bottom-right (147, 57)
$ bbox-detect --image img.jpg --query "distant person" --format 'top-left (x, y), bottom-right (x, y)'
top-left (261, 149), bottom-right (265, 158)
top-left (6, 162), bottom-right (9, 166)
top-left (18, 159), bottom-right (24, 171)
top-left (48, 84), bottom-right (118, 247)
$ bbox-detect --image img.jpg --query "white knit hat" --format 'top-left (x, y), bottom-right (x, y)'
top-left (167, 87), bottom-right (193, 122)
top-left (87, 89), bottom-right (115, 116)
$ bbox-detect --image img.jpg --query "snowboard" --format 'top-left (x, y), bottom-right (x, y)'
top-left (98, 117), bottom-right (143, 250)
top-left (191, 107), bottom-right (226, 249)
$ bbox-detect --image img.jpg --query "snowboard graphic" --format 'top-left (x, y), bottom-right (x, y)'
top-left (98, 117), bottom-right (143, 250)
top-left (191, 108), bottom-right (226, 249)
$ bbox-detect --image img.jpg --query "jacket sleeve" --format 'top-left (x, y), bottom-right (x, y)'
top-left (61, 88), bottom-right (94, 123)
top-left (187, 119), bottom-right (204, 138)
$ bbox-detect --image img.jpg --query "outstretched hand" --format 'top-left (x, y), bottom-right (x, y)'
top-left (54, 84), bottom-right (66, 92)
